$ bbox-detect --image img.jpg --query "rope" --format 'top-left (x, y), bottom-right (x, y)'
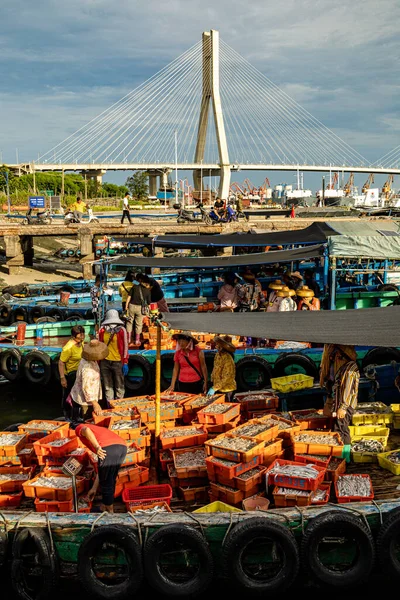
top-left (128, 512), bottom-right (143, 546)
top-left (0, 511), bottom-right (8, 533)
top-left (371, 500), bottom-right (384, 526)
top-left (45, 512), bottom-right (55, 555)
top-left (90, 512), bottom-right (109, 533)
top-left (15, 511), bottom-right (33, 530)
top-left (293, 506), bottom-right (306, 534)
top-left (221, 512), bottom-right (235, 546)
top-left (183, 512), bottom-right (207, 540)
top-left (325, 502), bottom-right (372, 532)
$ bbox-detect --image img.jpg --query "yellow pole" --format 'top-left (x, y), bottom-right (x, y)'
top-left (155, 323), bottom-right (161, 438)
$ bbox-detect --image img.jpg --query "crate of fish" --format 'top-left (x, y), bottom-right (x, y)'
top-left (177, 485), bottom-right (210, 503)
top-left (350, 429), bottom-right (390, 447)
top-left (260, 415), bottom-right (302, 442)
top-left (334, 474), bottom-right (374, 503)
top-left (0, 432), bottom-right (27, 458)
top-left (115, 464), bottom-right (149, 489)
top-left (128, 501), bottom-right (172, 514)
top-left (311, 482), bottom-right (331, 505)
top-left (233, 466), bottom-right (266, 492)
top-left (205, 454), bottom-right (260, 481)
top-left (23, 473), bottom-right (86, 501)
top-left (390, 404), bottom-right (400, 429)
top-left (171, 446), bottom-right (207, 478)
top-left (94, 416), bottom-right (141, 440)
top-left (352, 402), bottom-right (394, 426)
top-left (197, 398), bottom-right (241, 426)
top-left (160, 449), bottom-right (173, 472)
top-left (139, 402), bottom-right (183, 423)
top-left (234, 391), bottom-right (279, 412)
top-left (121, 484), bottom-right (173, 510)
top-left (0, 466), bottom-right (34, 493)
top-left (293, 453), bottom-right (331, 468)
top-left (182, 394), bottom-right (225, 423)
top-left (262, 439), bottom-right (284, 461)
top-left (17, 446), bottom-right (37, 467)
top-left (121, 443), bottom-right (146, 466)
top-left (209, 481), bottom-right (245, 506)
top-left (324, 457), bottom-right (346, 483)
top-left (377, 449), bottom-right (400, 475)
top-left (230, 419), bottom-right (280, 444)
top-left (200, 416), bottom-right (240, 437)
top-left (146, 419), bottom-right (176, 433)
top-left (0, 491), bottom-right (23, 508)
top-left (291, 431), bottom-right (344, 457)
top-left (205, 434), bottom-right (266, 464)
top-left (261, 448), bottom-right (286, 468)
top-left (157, 392), bottom-right (198, 405)
top-left (270, 374), bottom-right (314, 393)
top-left (160, 424), bottom-right (208, 450)
top-left (93, 406), bottom-right (141, 424)
top-left (109, 396), bottom-right (151, 409)
top-left (289, 409), bottom-right (331, 431)
top-left (273, 486), bottom-right (312, 507)
top-left (349, 424), bottom-right (390, 437)
top-left (265, 459), bottom-right (326, 491)
top-left (33, 430), bottom-right (79, 458)
top-left (18, 420), bottom-right (69, 441)
top-left (351, 437), bottom-right (388, 464)
top-left (167, 464), bottom-right (208, 489)
top-left (135, 427), bottom-right (151, 448)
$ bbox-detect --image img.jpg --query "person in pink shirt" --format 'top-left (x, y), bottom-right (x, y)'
top-left (217, 272), bottom-right (239, 311)
top-left (165, 331), bottom-right (208, 394)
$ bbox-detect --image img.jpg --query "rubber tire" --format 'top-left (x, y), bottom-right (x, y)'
top-left (11, 307), bottom-right (28, 323)
top-left (47, 308), bottom-right (65, 321)
top-left (144, 523), bottom-right (214, 597)
top-left (361, 347), bottom-right (400, 370)
top-left (28, 306), bottom-right (45, 324)
top-left (84, 308), bottom-right (94, 320)
top-left (64, 314), bottom-right (84, 322)
top-left (0, 304), bottom-right (12, 326)
top-left (0, 530), bottom-right (7, 567)
top-left (378, 284), bottom-right (399, 292)
top-left (221, 517), bottom-right (299, 593)
top-left (160, 353), bottom-right (175, 390)
top-left (11, 527), bottom-right (59, 600)
top-left (235, 356), bottom-right (274, 392)
top-left (51, 353), bottom-right (61, 382)
top-left (78, 525), bottom-right (143, 600)
top-left (273, 353), bottom-right (319, 380)
top-left (377, 506), bottom-right (400, 578)
top-left (3, 422), bottom-right (23, 432)
top-left (35, 317), bottom-right (57, 324)
top-left (300, 510), bottom-right (375, 588)
top-left (0, 348), bottom-right (22, 382)
top-left (22, 350), bottom-right (52, 386)
top-left (203, 215), bottom-right (212, 225)
top-left (125, 355), bottom-right (154, 395)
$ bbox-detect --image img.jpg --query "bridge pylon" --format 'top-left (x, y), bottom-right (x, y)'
top-left (194, 30), bottom-right (230, 200)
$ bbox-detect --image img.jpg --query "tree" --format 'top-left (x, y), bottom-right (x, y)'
top-left (125, 171), bottom-right (149, 201)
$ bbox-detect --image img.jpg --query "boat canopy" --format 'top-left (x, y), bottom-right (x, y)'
top-left (165, 306), bottom-right (400, 347)
top-left (328, 235), bottom-right (400, 259)
top-left (105, 244), bottom-right (325, 268)
top-left (112, 223), bottom-right (338, 248)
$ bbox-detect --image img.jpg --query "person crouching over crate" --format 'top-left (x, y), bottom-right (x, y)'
top-left (319, 344), bottom-right (360, 445)
top-left (71, 422), bottom-right (127, 513)
top-left (210, 335), bottom-right (237, 401)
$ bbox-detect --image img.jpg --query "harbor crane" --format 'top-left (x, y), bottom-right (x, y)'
top-left (327, 172), bottom-right (338, 190)
top-left (381, 175), bottom-right (394, 200)
top-left (343, 173), bottom-right (354, 197)
top-left (362, 174), bottom-right (374, 194)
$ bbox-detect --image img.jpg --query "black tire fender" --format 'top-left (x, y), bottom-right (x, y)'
top-left (273, 352), bottom-right (319, 379)
top-left (3, 422), bottom-right (24, 432)
top-left (64, 314), bottom-right (84, 322)
top-left (160, 353), bottom-right (175, 390)
top-left (378, 283), bottom-right (399, 292)
top-left (0, 348), bottom-right (22, 382)
top-left (51, 353), bottom-right (61, 382)
top-left (0, 304), bottom-right (12, 326)
top-left (85, 309), bottom-right (94, 320)
top-left (28, 305), bottom-right (45, 324)
top-left (361, 347), bottom-right (400, 371)
top-left (144, 523), bottom-right (214, 597)
top-left (22, 350), bottom-right (52, 386)
top-left (300, 510), bottom-right (375, 587)
top-left (377, 506), bottom-right (400, 578)
top-left (0, 529), bottom-right (7, 567)
top-left (11, 306), bottom-right (28, 323)
top-left (11, 527), bottom-right (59, 600)
top-left (47, 308), bottom-right (65, 321)
top-left (221, 517), bottom-right (299, 593)
top-left (235, 356), bottom-right (274, 392)
top-left (78, 525), bottom-right (143, 600)
top-left (125, 355), bottom-right (154, 395)
top-left (35, 316), bottom-right (57, 324)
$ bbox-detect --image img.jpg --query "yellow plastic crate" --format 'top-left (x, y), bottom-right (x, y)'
top-left (390, 404), bottom-right (400, 413)
top-left (193, 501), bottom-right (242, 513)
top-left (377, 449), bottom-right (400, 475)
top-left (393, 416), bottom-right (400, 430)
top-left (351, 450), bottom-right (379, 464)
top-left (270, 374), bottom-right (314, 393)
top-left (352, 403), bottom-right (393, 426)
top-left (349, 424), bottom-right (389, 437)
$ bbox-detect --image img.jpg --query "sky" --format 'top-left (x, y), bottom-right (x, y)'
top-left (1, 0), bottom-right (400, 192)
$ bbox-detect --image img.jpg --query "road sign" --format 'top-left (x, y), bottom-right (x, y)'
top-left (45, 190), bottom-right (54, 197)
top-left (29, 196), bottom-right (46, 209)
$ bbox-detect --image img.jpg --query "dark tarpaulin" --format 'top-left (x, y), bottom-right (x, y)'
top-left (107, 244), bottom-right (325, 268)
top-left (164, 306), bottom-right (400, 347)
top-left (112, 222), bottom-right (337, 248)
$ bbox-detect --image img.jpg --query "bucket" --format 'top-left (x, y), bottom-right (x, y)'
top-left (36, 325), bottom-right (43, 347)
top-left (60, 291), bottom-right (70, 305)
top-left (242, 496), bottom-right (270, 511)
top-left (16, 322), bottom-right (26, 347)
top-left (149, 303), bottom-right (158, 313)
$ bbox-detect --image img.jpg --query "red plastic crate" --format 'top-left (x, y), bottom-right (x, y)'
top-left (311, 482), bottom-right (331, 505)
top-left (265, 459), bottom-right (326, 492)
top-left (33, 430), bottom-right (78, 458)
top-left (0, 491), bottom-right (23, 508)
top-left (205, 454), bottom-right (260, 481)
top-left (334, 474), bottom-right (374, 503)
top-left (122, 484), bottom-right (173, 510)
top-left (294, 454), bottom-right (331, 468)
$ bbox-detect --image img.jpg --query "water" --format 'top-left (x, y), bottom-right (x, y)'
top-left (0, 379), bottom-right (62, 429)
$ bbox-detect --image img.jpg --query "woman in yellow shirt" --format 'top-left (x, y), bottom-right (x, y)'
top-left (211, 335), bottom-right (236, 401)
top-left (118, 271), bottom-right (134, 312)
top-left (59, 325), bottom-right (86, 417)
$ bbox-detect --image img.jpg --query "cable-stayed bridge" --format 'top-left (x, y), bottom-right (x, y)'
top-left (8, 30), bottom-right (400, 197)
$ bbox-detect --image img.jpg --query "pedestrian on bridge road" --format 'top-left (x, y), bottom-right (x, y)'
top-left (98, 309), bottom-right (129, 404)
top-left (121, 192), bottom-right (132, 224)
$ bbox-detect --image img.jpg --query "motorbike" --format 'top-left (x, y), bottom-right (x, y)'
top-left (64, 208), bottom-right (99, 225)
top-left (22, 208), bottom-right (52, 225)
top-left (209, 205), bottom-right (247, 223)
top-left (176, 202), bottom-right (213, 225)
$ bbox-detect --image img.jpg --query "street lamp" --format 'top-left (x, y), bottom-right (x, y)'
top-left (1, 170), bottom-right (11, 215)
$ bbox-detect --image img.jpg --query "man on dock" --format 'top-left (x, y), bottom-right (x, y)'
top-left (71, 196), bottom-right (87, 222)
top-left (121, 192), bottom-right (132, 224)
top-left (98, 309), bottom-right (129, 404)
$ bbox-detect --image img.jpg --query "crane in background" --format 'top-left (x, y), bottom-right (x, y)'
top-left (230, 182), bottom-right (245, 195)
top-left (244, 178), bottom-right (257, 194)
top-left (362, 174), bottom-right (374, 194)
top-left (343, 173), bottom-right (354, 197)
top-left (327, 172), bottom-right (338, 190)
top-left (381, 175), bottom-right (394, 200)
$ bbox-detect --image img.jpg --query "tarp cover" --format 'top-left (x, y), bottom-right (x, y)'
top-left (107, 244), bottom-right (325, 268)
top-left (328, 236), bottom-right (400, 259)
top-left (112, 223), bottom-right (337, 248)
top-left (164, 306), bottom-right (400, 347)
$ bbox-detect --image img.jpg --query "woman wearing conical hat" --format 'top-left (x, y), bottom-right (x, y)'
top-left (277, 286), bottom-right (297, 312)
top-left (266, 279), bottom-right (284, 313)
top-left (296, 286), bottom-right (320, 311)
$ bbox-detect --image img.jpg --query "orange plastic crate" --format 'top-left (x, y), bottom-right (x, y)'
top-left (289, 409), bottom-right (331, 431)
top-left (205, 434), bottom-right (265, 463)
top-left (209, 481), bottom-right (244, 506)
top-left (197, 398), bottom-right (241, 425)
top-left (18, 421), bottom-right (69, 440)
top-left (230, 419), bottom-right (280, 444)
top-left (94, 406), bottom-right (141, 422)
top-left (0, 466), bottom-right (34, 493)
top-left (23, 473), bottom-right (86, 501)
top-left (262, 439), bottom-right (284, 461)
top-left (235, 391), bottom-right (279, 412)
top-left (33, 430), bottom-right (78, 458)
top-left (138, 402), bottom-right (183, 422)
top-left (205, 454), bottom-right (261, 481)
top-left (34, 497), bottom-right (93, 513)
top-left (200, 416), bottom-right (240, 436)
top-left (177, 486), bottom-right (210, 503)
top-left (291, 431), bottom-right (344, 457)
top-left (0, 491), bottom-right (23, 508)
top-left (109, 396), bottom-right (151, 409)
top-left (160, 425), bottom-right (207, 450)
top-left (273, 486), bottom-right (312, 507)
top-left (18, 446), bottom-right (37, 467)
top-left (116, 464), bottom-right (149, 487)
top-left (324, 457), bottom-right (346, 483)
top-left (0, 432), bottom-right (27, 457)
top-left (0, 455), bottom-right (21, 466)
top-left (129, 500), bottom-right (172, 513)
top-left (171, 447), bottom-right (208, 478)
top-left (167, 464), bottom-right (208, 489)
top-left (334, 474), bottom-right (374, 503)
top-left (121, 443), bottom-right (146, 466)
top-left (136, 428), bottom-right (151, 448)
top-left (311, 482), bottom-right (331, 505)
top-left (265, 458), bottom-right (326, 491)
top-left (294, 454), bottom-right (331, 468)
top-left (261, 448), bottom-right (286, 467)
top-left (122, 484), bottom-right (172, 510)
top-left (259, 415), bottom-right (302, 440)
top-left (233, 466), bottom-right (267, 492)
top-left (146, 420), bottom-right (176, 433)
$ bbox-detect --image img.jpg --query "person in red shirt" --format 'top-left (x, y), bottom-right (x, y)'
top-left (72, 422), bottom-right (127, 513)
top-left (165, 331), bottom-right (208, 394)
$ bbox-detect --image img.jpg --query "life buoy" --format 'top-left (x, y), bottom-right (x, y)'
top-left (221, 517), bottom-right (299, 592)
top-left (11, 527), bottom-right (59, 600)
top-left (361, 347), bottom-right (400, 371)
top-left (11, 306), bottom-right (28, 323)
top-left (28, 305), bottom-right (45, 324)
top-left (300, 510), bottom-right (375, 587)
top-left (0, 530), bottom-right (7, 568)
top-left (143, 524), bottom-right (214, 596)
top-left (125, 355), bottom-right (154, 395)
top-left (22, 350), bottom-right (52, 385)
top-left (377, 506), bottom-right (400, 578)
top-left (0, 304), bottom-right (12, 326)
top-left (47, 308), bottom-right (65, 321)
top-left (78, 525), bottom-right (143, 600)
top-left (235, 356), bottom-right (273, 392)
top-left (160, 353), bottom-right (175, 390)
top-left (0, 348), bottom-right (22, 382)
top-left (273, 353), bottom-right (319, 379)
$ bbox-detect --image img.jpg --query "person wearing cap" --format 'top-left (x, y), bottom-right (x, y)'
top-left (71, 422), bottom-right (127, 513)
top-left (236, 269), bottom-right (264, 312)
top-left (304, 269), bottom-right (321, 297)
top-left (98, 309), bottom-right (129, 404)
top-left (211, 335), bottom-right (236, 401)
top-left (166, 332), bottom-right (208, 394)
top-left (277, 286), bottom-right (297, 311)
top-left (296, 286), bottom-right (321, 311)
top-left (59, 325), bottom-right (86, 418)
top-left (125, 277), bottom-right (152, 346)
top-left (290, 271), bottom-right (303, 291)
top-left (217, 272), bottom-right (239, 312)
top-left (135, 272), bottom-right (169, 313)
top-left (66, 339), bottom-right (109, 422)
top-left (118, 271), bottom-right (134, 312)
top-left (266, 280), bottom-right (283, 312)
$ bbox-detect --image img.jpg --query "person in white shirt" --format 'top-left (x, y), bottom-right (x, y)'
top-left (277, 286), bottom-right (297, 311)
top-left (121, 193), bottom-right (132, 224)
top-left (266, 279), bottom-right (284, 312)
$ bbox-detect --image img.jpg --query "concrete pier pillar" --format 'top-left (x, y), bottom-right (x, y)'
top-left (4, 235), bottom-right (24, 275)
top-left (81, 169), bottom-right (106, 185)
top-left (78, 228), bottom-right (94, 278)
top-left (21, 235), bottom-right (34, 266)
top-left (148, 174), bottom-right (158, 197)
top-left (152, 246), bottom-right (164, 275)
